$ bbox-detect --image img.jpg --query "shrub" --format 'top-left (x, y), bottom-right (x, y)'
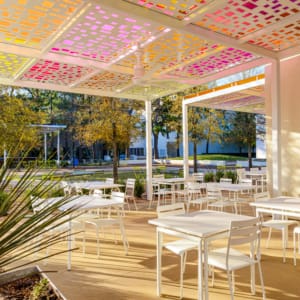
top-left (215, 169), bottom-right (224, 182)
top-left (224, 170), bottom-right (238, 183)
top-left (204, 172), bottom-right (215, 182)
top-left (134, 174), bottom-right (145, 198)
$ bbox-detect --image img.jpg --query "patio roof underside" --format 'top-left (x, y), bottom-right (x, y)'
top-left (0, 0), bottom-right (299, 113)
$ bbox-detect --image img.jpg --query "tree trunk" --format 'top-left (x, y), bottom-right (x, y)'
top-left (248, 143), bottom-right (252, 169)
top-left (193, 141), bottom-right (198, 173)
top-left (205, 138), bottom-right (210, 154)
top-left (176, 132), bottom-right (180, 157)
top-left (153, 133), bottom-right (159, 159)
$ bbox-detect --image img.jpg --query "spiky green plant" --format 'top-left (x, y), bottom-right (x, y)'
top-left (0, 152), bottom-right (79, 272)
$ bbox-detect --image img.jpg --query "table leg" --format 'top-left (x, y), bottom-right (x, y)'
top-left (157, 229), bottom-right (163, 296)
top-left (198, 239), bottom-right (204, 300)
top-left (204, 240), bottom-right (209, 300)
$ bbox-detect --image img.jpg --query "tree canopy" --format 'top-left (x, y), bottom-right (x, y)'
top-left (0, 95), bottom-right (46, 154)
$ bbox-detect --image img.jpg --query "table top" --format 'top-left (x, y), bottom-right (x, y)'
top-left (245, 170), bottom-right (267, 176)
top-left (48, 195), bottom-right (124, 211)
top-left (250, 196), bottom-right (300, 211)
top-left (206, 182), bottom-right (254, 192)
top-left (149, 210), bottom-right (253, 239)
top-left (69, 181), bottom-right (123, 190)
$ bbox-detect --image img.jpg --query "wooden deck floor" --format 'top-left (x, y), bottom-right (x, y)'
top-left (18, 200), bottom-right (300, 299)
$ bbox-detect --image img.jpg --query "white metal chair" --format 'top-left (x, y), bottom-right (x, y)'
top-left (83, 191), bottom-right (129, 257)
top-left (293, 226), bottom-right (300, 266)
top-left (263, 216), bottom-right (298, 263)
top-left (207, 217), bottom-right (265, 300)
top-left (177, 182), bottom-right (209, 212)
top-left (157, 203), bottom-right (198, 299)
top-left (124, 178), bottom-right (138, 210)
top-left (192, 172), bottom-right (204, 183)
top-left (207, 184), bottom-right (235, 213)
top-left (254, 192), bottom-right (299, 263)
top-left (149, 174), bottom-right (172, 208)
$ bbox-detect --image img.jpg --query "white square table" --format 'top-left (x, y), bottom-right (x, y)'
top-left (250, 196), bottom-right (300, 218)
top-left (149, 210), bottom-right (253, 300)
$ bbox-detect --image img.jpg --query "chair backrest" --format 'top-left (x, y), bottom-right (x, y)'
top-left (253, 191), bottom-right (270, 202)
top-left (240, 178), bottom-right (252, 185)
top-left (111, 191), bottom-right (125, 203)
top-left (227, 217), bottom-right (261, 262)
top-left (220, 178), bottom-right (232, 184)
top-left (250, 167), bottom-right (259, 172)
top-left (105, 178), bottom-right (114, 184)
top-left (206, 184), bottom-right (222, 200)
top-left (192, 172), bottom-right (204, 183)
top-left (157, 203), bottom-right (185, 217)
top-left (125, 178), bottom-right (135, 197)
top-left (236, 168), bottom-right (245, 181)
top-left (93, 189), bottom-right (104, 197)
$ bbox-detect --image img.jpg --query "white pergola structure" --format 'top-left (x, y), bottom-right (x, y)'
top-left (0, 1), bottom-right (299, 197)
top-left (32, 125), bottom-right (67, 166)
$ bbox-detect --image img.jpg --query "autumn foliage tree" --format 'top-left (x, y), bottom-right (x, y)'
top-left (188, 107), bottom-right (225, 172)
top-left (76, 97), bottom-right (142, 181)
top-left (0, 94), bottom-right (46, 157)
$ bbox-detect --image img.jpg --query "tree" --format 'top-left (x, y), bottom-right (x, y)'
top-left (226, 111), bottom-right (256, 168)
top-left (152, 98), bottom-right (174, 159)
top-left (168, 94), bottom-right (184, 157)
top-left (0, 95), bottom-right (46, 156)
top-left (76, 97), bottom-right (142, 181)
top-left (188, 107), bottom-right (225, 172)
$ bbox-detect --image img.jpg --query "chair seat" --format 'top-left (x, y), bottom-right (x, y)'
top-left (207, 248), bottom-right (254, 271)
top-left (263, 219), bottom-right (298, 229)
top-left (164, 239), bottom-right (198, 255)
top-left (85, 217), bottom-right (121, 227)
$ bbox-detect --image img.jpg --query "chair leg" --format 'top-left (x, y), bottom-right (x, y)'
top-left (258, 261), bottom-right (266, 300)
top-left (266, 227), bottom-right (272, 248)
top-left (282, 227), bottom-right (287, 263)
top-left (250, 264), bottom-right (255, 294)
top-left (227, 269), bottom-right (234, 300)
top-left (180, 253), bottom-right (184, 299)
top-left (294, 230), bottom-right (297, 266)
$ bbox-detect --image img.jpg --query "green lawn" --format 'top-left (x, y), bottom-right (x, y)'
top-left (172, 154), bottom-right (248, 161)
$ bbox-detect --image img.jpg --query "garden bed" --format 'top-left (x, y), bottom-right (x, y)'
top-left (0, 266), bottom-right (66, 300)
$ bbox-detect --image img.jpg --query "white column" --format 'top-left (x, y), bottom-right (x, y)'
top-left (182, 101), bottom-right (189, 179)
top-left (145, 100), bottom-right (153, 201)
top-left (3, 149), bottom-right (7, 168)
top-left (57, 130), bottom-right (60, 166)
top-left (44, 132), bottom-right (47, 163)
top-left (271, 60), bottom-right (281, 196)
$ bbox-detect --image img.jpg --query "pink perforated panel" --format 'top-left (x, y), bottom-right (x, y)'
top-left (21, 60), bottom-right (95, 85)
top-left (167, 47), bottom-right (256, 77)
top-left (51, 3), bottom-right (165, 62)
top-left (194, 0), bottom-right (300, 41)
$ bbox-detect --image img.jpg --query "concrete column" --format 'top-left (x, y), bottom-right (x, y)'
top-left (145, 100), bottom-right (153, 201)
top-left (44, 132), bottom-right (47, 163)
top-left (57, 130), bottom-right (60, 166)
top-left (182, 101), bottom-right (189, 179)
top-left (266, 54), bottom-right (300, 196)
